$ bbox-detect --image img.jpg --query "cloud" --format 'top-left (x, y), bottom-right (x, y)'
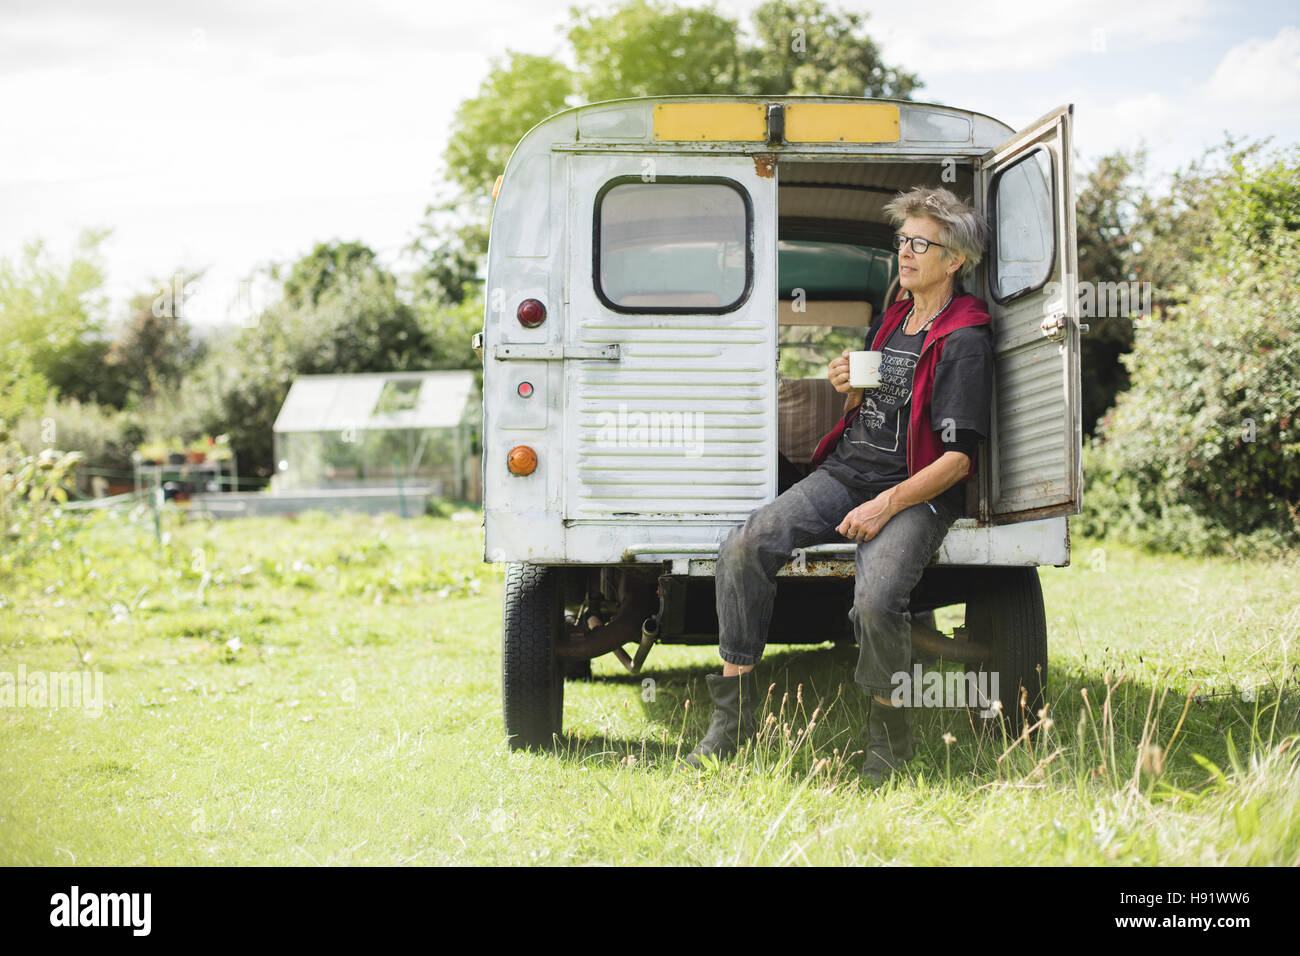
top-left (0, 0), bottom-right (565, 76)
top-left (1074, 91), bottom-right (1182, 157)
top-left (863, 0), bottom-right (1214, 75)
top-left (0, 0), bottom-right (580, 326)
top-left (1203, 25), bottom-right (1300, 107)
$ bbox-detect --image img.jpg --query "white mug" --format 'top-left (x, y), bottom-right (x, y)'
top-left (849, 350), bottom-right (883, 388)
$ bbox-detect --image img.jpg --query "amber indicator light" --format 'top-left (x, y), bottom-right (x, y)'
top-left (507, 445), bottom-right (538, 476)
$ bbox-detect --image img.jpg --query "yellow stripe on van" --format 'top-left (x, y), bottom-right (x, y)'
top-left (653, 103), bottom-right (767, 142)
top-left (784, 103), bottom-right (900, 143)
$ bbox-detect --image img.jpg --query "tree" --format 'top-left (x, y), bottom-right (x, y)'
top-left (443, 52), bottom-right (575, 197)
top-left (281, 241), bottom-right (381, 308)
top-left (0, 345), bottom-right (49, 431)
top-left (409, 206), bottom-right (489, 309)
top-left (191, 243), bottom-right (438, 479)
top-left (1123, 138), bottom-right (1299, 317)
top-left (186, 328), bottom-right (292, 484)
top-left (1080, 141), bottom-right (1300, 555)
top-left (741, 0), bottom-right (921, 97)
top-left (567, 0), bottom-right (742, 101)
top-left (1073, 149), bottom-right (1141, 436)
top-left (0, 229), bottom-right (110, 411)
top-left (1071, 140), bottom-right (1300, 437)
top-left (108, 273), bottom-right (205, 406)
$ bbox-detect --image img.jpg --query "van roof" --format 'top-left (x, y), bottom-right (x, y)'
top-left (502, 94), bottom-right (1015, 172)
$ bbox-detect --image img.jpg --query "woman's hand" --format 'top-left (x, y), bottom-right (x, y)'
top-left (828, 349), bottom-right (863, 398)
top-left (829, 349), bottom-right (865, 413)
top-left (837, 490), bottom-right (897, 543)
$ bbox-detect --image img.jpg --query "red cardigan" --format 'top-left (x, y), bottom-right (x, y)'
top-left (810, 293), bottom-right (991, 481)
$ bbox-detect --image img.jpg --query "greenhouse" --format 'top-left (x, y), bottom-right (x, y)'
top-left (271, 370), bottom-right (480, 502)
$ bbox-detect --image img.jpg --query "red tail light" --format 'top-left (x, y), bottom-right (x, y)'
top-left (517, 298), bottom-right (546, 328)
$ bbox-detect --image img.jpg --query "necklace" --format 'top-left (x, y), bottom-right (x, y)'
top-left (904, 293), bottom-right (954, 334)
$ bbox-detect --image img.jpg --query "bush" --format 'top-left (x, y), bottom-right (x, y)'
top-left (15, 397), bottom-right (136, 492)
top-left (1, 342), bottom-right (51, 426)
top-left (1081, 148), bottom-right (1300, 556)
top-left (0, 426), bottom-right (84, 567)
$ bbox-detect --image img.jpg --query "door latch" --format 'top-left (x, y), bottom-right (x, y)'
top-left (1040, 312), bottom-right (1068, 343)
top-left (493, 343), bottom-right (620, 361)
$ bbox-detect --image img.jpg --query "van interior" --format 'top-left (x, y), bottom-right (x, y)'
top-left (775, 159), bottom-right (979, 515)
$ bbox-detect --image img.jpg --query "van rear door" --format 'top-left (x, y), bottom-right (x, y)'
top-left (979, 105), bottom-right (1083, 523)
top-left (563, 153), bottom-right (778, 524)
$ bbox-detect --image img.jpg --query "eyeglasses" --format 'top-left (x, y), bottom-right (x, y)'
top-left (892, 233), bottom-right (946, 255)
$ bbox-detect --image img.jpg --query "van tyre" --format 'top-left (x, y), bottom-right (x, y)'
top-left (964, 568), bottom-right (1047, 737)
top-left (502, 563), bottom-right (563, 750)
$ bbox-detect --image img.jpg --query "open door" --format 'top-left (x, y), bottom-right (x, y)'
top-left (979, 105), bottom-right (1083, 523)
top-left (563, 153), bottom-right (779, 522)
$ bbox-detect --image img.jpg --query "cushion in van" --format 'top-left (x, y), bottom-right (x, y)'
top-left (778, 376), bottom-right (843, 464)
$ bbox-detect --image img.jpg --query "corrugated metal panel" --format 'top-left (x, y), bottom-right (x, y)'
top-left (992, 340), bottom-right (1068, 514)
top-left (567, 316), bottom-right (774, 516)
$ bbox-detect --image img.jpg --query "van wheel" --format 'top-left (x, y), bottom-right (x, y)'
top-left (964, 568), bottom-right (1047, 737)
top-left (502, 563), bottom-right (563, 750)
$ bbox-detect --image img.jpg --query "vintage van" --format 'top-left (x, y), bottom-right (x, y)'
top-left (474, 96), bottom-right (1083, 749)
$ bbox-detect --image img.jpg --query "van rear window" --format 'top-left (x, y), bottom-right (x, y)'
top-left (990, 148), bottom-right (1055, 302)
top-left (595, 178), bottom-right (751, 313)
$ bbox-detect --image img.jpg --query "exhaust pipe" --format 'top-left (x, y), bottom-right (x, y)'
top-left (631, 616), bottom-right (659, 673)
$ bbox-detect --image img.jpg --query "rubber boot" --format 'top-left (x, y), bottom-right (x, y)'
top-left (681, 671), bottom-right (760, 768)
top-left (861, 697), bottom-right (914, 784)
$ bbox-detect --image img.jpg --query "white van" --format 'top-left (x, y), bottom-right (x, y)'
top-left (474, 96), bottom-right (1083, 749)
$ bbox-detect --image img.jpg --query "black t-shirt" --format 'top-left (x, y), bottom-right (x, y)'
top-left (819, 312), bottom-right (993, 515)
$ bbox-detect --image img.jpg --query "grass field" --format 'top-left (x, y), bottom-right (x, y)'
top-left (1, 505), bottom-right (1297, 865)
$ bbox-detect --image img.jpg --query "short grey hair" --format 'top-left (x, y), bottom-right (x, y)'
top-left (882, 187), bottom-right (988, 279)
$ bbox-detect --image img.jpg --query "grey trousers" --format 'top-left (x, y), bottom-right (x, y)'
top-left (715, 467), bottom-right (959, 697)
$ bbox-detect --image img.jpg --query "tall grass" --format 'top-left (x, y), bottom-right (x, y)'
top-left (0, 505), bottom-right (1296, 865)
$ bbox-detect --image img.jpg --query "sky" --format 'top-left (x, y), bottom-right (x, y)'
top-left (2, 0), bottom-right (1297, 330)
